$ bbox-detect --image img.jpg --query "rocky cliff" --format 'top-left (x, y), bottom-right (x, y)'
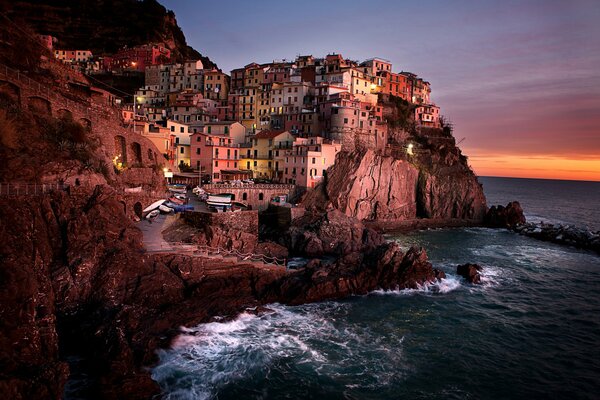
top-left (2, 0), bottom-right (216, 67)
top-left (0, 186), bottom-right (445, 399)
top-left (304, 110), bottom-right (487, 227)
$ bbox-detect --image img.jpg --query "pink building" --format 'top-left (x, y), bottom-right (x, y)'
top-left (283, 137), bottom-right (341, 187)
top-left (190, 131), bottom-right (247, 182)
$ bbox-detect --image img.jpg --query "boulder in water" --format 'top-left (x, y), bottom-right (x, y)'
top-left (484, 201), bottom-right (526, 229)
top-left (457, 263), bottom-right (483, 284)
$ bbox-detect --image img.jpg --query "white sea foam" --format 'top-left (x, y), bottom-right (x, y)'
top-left (372, 274), bottom-right (463, 296)
top-left (152, 303), bottom-right (407, 399)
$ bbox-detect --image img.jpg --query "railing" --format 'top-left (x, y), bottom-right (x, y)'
top-left (196, 244), bottom-right (287, 268)
top-left (151, 242), bottom-right (287, 268)
top-left (203, 183), bottom-right (295, 190)
top-left (0, 182), bottom-right (69, 196)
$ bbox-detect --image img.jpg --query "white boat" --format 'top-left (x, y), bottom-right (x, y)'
top-left (159, 204), bottom-right (174, 213)
top-left (145, 209), bottom-right (160, 219)
top-left (206, 194), bottom-right (232, 207)
top-left (143, 199), bottom-right (166, 213)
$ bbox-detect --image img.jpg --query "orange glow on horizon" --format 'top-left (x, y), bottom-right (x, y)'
top-left (468, 154), bottom-right (600, 182)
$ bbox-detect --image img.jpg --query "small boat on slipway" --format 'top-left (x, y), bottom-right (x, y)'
top-left (145, 209), bottom-right (160, 220)
top-left (159, 204), bottom-right (174, 213)
top-left (143, 199), bottom-right (166, 213)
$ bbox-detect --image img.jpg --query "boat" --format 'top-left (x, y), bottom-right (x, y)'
top-left (159, 204), bottom-right (174, 213)
top-left (168, 187), bottom-right (187, 194)
top-left (145, 209), bottom-right (160, 219)
top-left (192, 186), bottom-right (205, 195)
top-left (143, 199), bottom-right (166, 213)
top-left (206, 194), bottom-right (233, 208)
top-left (167, 184), bottom-right (187, 194)
top-left (166, 204), bottom-right (194, 213)
top-left (168, 196), bottom-right (184, 205)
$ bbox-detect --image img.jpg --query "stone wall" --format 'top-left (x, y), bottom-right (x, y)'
top-left (183, 210), bottom-right (259, 235)
top-left (260, 205), bottom-right (306, 233)
top-left (202, 184), bottom-right (296, 211)
top-left (0, 63), bottom-right (166, 189)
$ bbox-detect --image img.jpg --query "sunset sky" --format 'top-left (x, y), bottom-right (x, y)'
top-left (163, 0), bottom-right (600, 181)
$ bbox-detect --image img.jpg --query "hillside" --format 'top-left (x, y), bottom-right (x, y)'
top-left (1, 0), bottom-right (216, 68)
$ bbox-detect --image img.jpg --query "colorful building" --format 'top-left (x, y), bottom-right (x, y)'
top-left (110, 43), bottom-right (171, 72)
top-left (283, 137), bottom-right (341, 187)
top-left (239, 130), bottom-right (295, 180)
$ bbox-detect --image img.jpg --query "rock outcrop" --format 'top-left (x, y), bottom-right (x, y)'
top-left (0, 186), bottom-right (448, 399)
top-left (304, 147), bottom-right (487, 225)
top-left (286, 209), bottom-right (384, 257)
top-left (262, 245), bottom-right (445, 305)
top-left (456, 263), bottom-right (483, 284)
top-left (514, 223), bottom-right (600, 254)
top-left (4, 0), bottom-right (216, 67)
top-left (484, 201), bottom-right (526, 229)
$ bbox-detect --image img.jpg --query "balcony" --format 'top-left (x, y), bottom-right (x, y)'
top-left (240, 153), bottom-right (273, 160)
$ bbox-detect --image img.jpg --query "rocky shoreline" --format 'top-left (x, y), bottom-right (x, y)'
top-left (0, 187), bottom-right (457, 399)
top-left (514, 222), bottom-right (600, 254)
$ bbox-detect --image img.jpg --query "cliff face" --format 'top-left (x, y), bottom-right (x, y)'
top-left (304, 126), bottom-right (487, 225)
top-left (3, 0), bottom-right (216, 67)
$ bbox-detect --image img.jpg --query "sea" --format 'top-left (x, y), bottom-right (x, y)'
top-left (152, 177), bottom-right (600, 400)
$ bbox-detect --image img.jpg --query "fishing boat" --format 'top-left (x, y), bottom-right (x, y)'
top-left (168, 196), bottom-right (184, 205)
top-left (145, 209), bottom-right (160, 219)
top-left (159, 204), bottom-right (174, 213)
top-left (206, 194), bottom-right (233, 209)
top-left (143, 199), bottom-right (165, 213)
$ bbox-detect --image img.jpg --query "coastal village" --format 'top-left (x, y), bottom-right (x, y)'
top-left (4, 5), bottom-right (599, 399)
top-left (42, 38), bottom-right (441, 192)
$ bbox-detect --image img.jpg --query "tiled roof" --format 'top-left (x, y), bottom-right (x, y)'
top-left (253, 129), bottom-right (287, 139)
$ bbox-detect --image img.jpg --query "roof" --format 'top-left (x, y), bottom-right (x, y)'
top-left (221, 169), bottom-right (252, 174)
top-left (205, 121), bottom-right (239, 126)
top-left (253, 129), bottom-right (289, 139)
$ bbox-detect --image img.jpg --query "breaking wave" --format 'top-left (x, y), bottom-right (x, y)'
top-left (152, 303), bottom-right (407, 400)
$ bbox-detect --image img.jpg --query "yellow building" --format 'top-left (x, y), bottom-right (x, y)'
top-left (239, 130), bottom-right (295, 180)
top-left (203, 69), bottom-right (230, 101)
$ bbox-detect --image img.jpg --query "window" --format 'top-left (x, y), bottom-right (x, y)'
top-left (170, 126), bottom-right (175, 132)
top-left (344, 118), bottom-right (348, 124)
top-left (207, 126), bottom-right (211, 134)
top-left (215, 161), bottom-right (219, 167)
top-left (180, 127), bottom-right (184, 133)
top-left (243, 193), bottom-right (247, 200)
top-left (196, 148), bottom-right (200, 154)
top-left (258, 193), bottom-right (264, 200)
top-left (224, 126), bottom-right (229, 134)
top-left (180, 147), bottom-right (184, 154)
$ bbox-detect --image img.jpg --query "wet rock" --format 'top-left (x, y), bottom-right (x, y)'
top-left (287, 209), bottom-right (383, 257)
top-left (484, 201), bottom-right (526, 229)
top-left (457, 263), bottom-right (483, 284)
top-left (515, 222), bottom-right (600, 254)
top-left (303, 148), bottom-right (487, 224)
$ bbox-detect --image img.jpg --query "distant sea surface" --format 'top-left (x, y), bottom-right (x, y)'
top-left (480, 176), bottom-right (600, 231)
top-left (153, 177), bottom-right (600, 400)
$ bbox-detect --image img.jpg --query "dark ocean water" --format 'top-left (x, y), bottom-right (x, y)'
top-left (480, 176), bottom-right (600, 232)
top-left (153, 177), bottom-right (600, 400)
